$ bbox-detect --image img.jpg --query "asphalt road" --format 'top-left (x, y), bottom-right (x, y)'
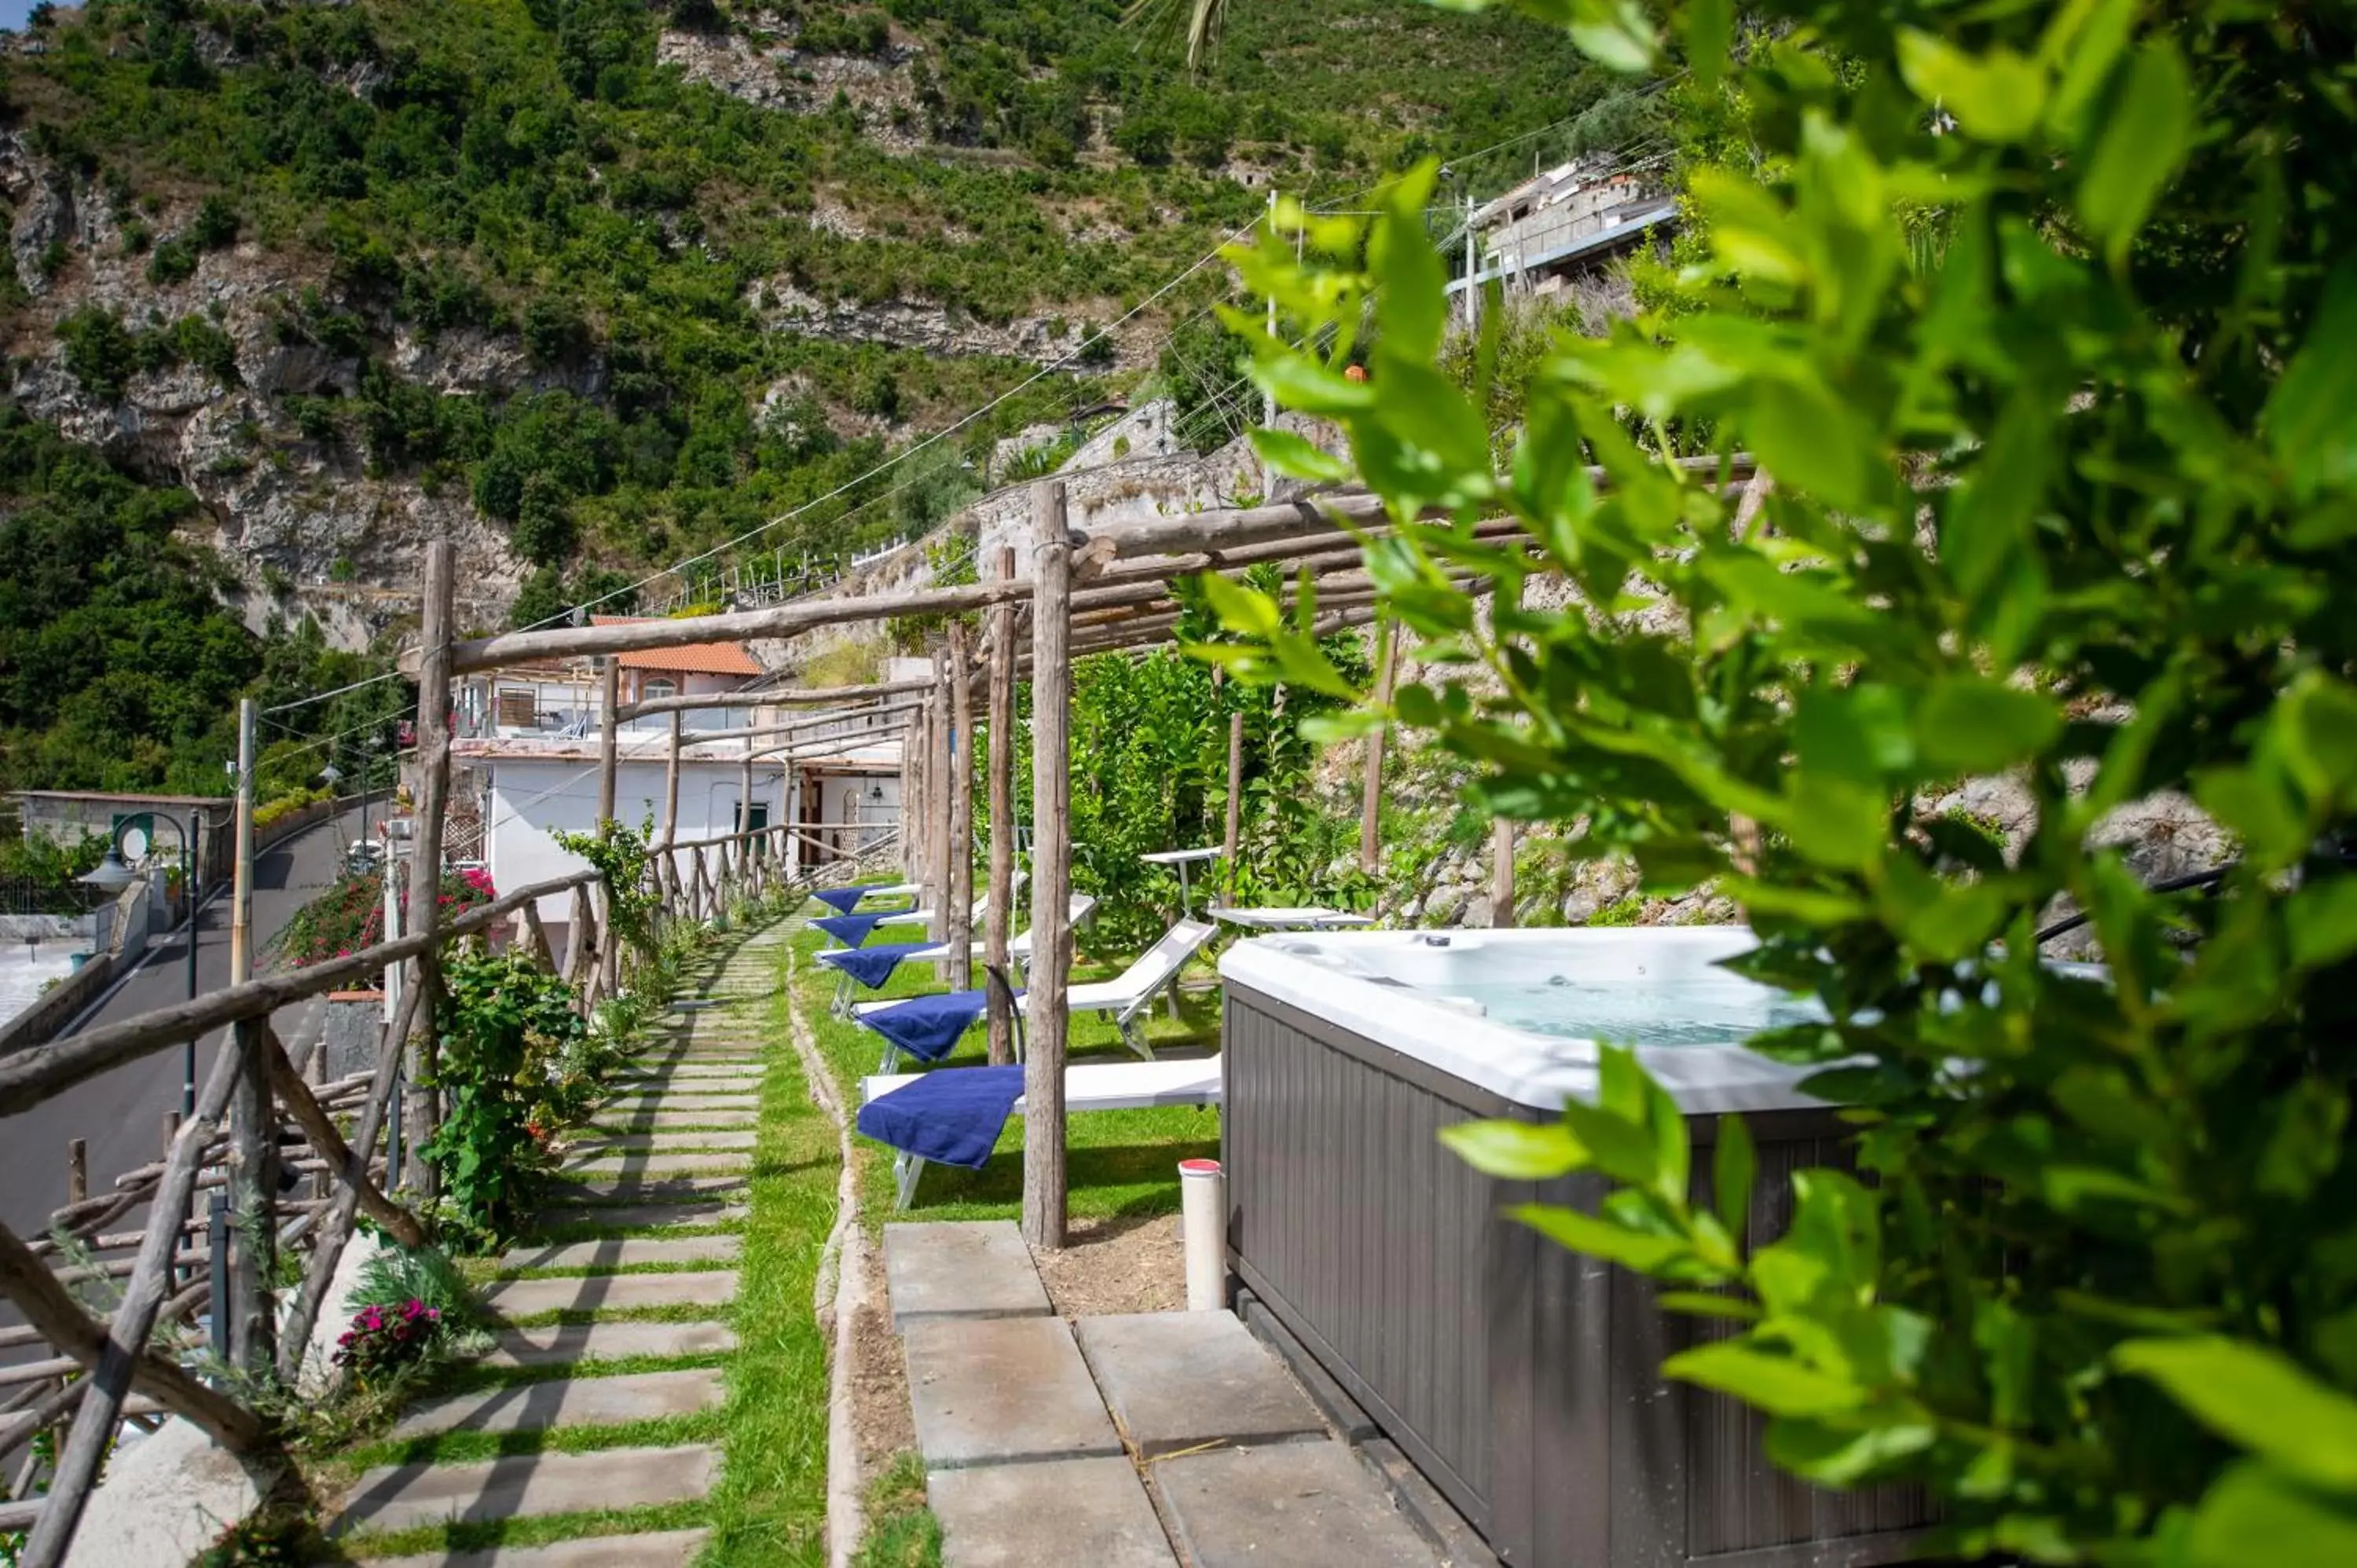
top-left (0, 807), bottom-right (368, 1242)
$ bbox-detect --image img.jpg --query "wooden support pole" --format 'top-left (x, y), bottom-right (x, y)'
top-left (947, 622), bottom-right (976, 991)
top-left (662, 712), bottom-right (683, 847)
top-left (18, 1043), bottom-right (258, 1565)
top-left (596, 659), bottom-right (621, 827)
top-left (1361, 623), bottom-right (1396, 876)
top-left (1491, 576), bottom-right (1520, 928)
top-left (64, 1141), bottom-right (85, 1207)
top-left (1223, 708), bottom-right (1245, 902)
top-left (0, 1225), bottom-right (265, 1457)
top-left (263, 1030), bottom-right (424, 1248)
top-left (403, 539), bottom-right (456, 1195)
top-left (1024, 481), bottom-right (1073, 1251)
top-left (984, 546), bottom-right (1017, 1066)
top-left (929, 652), bottom-right (953, 945)
top-left (281, 960), bottom-right (417, 1380)
top-left (224, 696), bottom-right (273, 1378)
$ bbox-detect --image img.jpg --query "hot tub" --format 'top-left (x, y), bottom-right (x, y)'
top-left (1219, 928), bottom-right (1933, 1568)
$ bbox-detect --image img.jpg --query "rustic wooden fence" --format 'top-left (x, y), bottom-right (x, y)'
top-left (0, 809), bottom-right (826, 1559)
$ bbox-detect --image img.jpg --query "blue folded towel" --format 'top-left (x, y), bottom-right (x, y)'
top-left (816, 940), bottom-right (935, 990)
top-left (813, 911), bottom-right (888, 949)
top-left (812, 886), bottom-right (874, 914)
top-left (854, 986), bottom-right (1003, 1064)
top-left (857, 1064), bottom-right (1026, 1169)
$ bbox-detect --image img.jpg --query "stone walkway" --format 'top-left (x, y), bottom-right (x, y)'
top-left (885, 1221), bottom-right (1460, 1568)
top-left (324, 931), bottom-right (790, 1566)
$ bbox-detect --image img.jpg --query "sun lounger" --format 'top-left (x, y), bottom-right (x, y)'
top-left (906, 894), bottom-right (1098, 978)
top-left (858, 1056), bottom-right (1223, 1207)
top-left (877, 892), bottom-right (990, 931)
top-left (851, 917), bottom-right (1216, 1068)
top-left (811, 882), bottom-right (918, 915)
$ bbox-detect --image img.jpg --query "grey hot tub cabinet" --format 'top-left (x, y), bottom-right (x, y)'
top-left (1221, 983), bottom-right (1934, 1568)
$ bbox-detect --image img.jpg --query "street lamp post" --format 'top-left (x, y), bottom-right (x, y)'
top-left (79, 810), bottom-right (199, 1116)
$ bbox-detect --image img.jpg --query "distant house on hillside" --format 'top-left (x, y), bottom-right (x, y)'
top-left (449, 625), bottom-right (899, 943)
top-left (1447, 156), bottom-right (1675, 319)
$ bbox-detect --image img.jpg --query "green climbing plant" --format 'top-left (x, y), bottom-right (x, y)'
top-left (552, 817), bottom-right (660, 963)
top-left (420, 951), bottom-right (589, 1251)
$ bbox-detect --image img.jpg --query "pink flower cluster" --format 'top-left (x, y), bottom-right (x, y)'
top-left (460, 866), bottom-right (497, 898)
top-left (332, 1297), bottom-right (444, 1379)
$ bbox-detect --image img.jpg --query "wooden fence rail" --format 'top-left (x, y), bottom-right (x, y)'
top-left (0, 810), bottom-right (827, 1563)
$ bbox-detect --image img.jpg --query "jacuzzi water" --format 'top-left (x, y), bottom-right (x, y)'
top-left (1219, 926), bottom-right (1836, 1113)
top-left (1431, 976), bottom-right (1825, 1047)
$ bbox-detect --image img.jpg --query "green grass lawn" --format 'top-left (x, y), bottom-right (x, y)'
top-left (792, 914), bottom-right (1222, 1229)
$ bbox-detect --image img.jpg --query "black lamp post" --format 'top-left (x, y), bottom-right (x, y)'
top-left (80, 811), bottom-right (198, 1116)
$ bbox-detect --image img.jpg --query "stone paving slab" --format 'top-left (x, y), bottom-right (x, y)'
top-left (570, 1130), bottom-right (758, 1152)
top-left (1155, 1442), bottom-right (1440, 1568)
top-left (332, 1445), bottom-right (720, 1537)
top-left (359, 1530), bottom-right (712, 1568)
top-left (498, 1233), bottom-right (742, 1273)
top-left (929, 1456), bottom-right (1177, 1568)
top-left (391, 1369), bottom-right (725, 1440)
top-left (484, 1269), bottom-right (740, 1319)
top-left (594, 1098), bottom-right (759, 1112)
top-left (592, 1111), bottom-right (758, 1132)
top-left (560, 1151), bottom-right (753, 1177)
top-left (1075, 1312), bottom-right (1326, 1457)
top-left (533, 1201), bottom-right (748, 1232)
top-left (613, 1075), bottom-right (764, 1094)
top-left (883, 1221), bottom-right (1051, 1328)
top-left (904, 1316), bottom-right (1121, 1470)
top-left (551, 1174), bottom-right (750, 1203)
top-left (485, 1319), bottom-right (738, 1368)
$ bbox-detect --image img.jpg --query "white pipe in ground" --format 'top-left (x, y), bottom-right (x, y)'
top-left (1179, 1157), bottom-right (1226, 1311)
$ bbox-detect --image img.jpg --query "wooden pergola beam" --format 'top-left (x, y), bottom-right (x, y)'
top-left (615, 679), bottom-right (932, 722)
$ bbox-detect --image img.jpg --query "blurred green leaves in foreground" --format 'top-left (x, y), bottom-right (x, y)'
top-left (1195, 1), bottom-right (2357, 1560)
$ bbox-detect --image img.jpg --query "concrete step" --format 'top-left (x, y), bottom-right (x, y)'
top-left (1075, 1312), bottom-right (1326, 1458)
top-left (331, 1445), bottom-right (720, 1538)
top-left (883, 1221), bottom-right (1051, 1329)
top-left (485, 1318), bottom-right (738, 1369)
top-left (930, 1456), bottom-right (1177, 1568)
top-left (1155, 1442), bottom-right (1442, 1568)
top-left (596, 1095), bottom-right (761, 1115)
top-left (391, 1368), bottom-right (726, 1440)
top-left (484, 1269), bottom-right (739, 1320)
top-left (568, 1130), bottom-right (757, 1153)
top-left (590, 1111), bottom-right (758, 1133)
top-left (904, 1315), bottom-right (1122, 1471)
top-left (358, 1530), bottom-right (711, 1567)
top-left (560, 1152), bottom-right (753, 1177)
top-left (533, 1201), bottom-right (747, 1232)
top-left (500, 1233), bottom-right (744, 1273)
top-left (550, 1174), bottom-right (749, 1204)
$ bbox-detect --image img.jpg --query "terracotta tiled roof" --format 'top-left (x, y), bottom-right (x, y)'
top-left (588, 617), bottom-right (764, 676)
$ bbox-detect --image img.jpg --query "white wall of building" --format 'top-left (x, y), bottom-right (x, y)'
top-left (486, 757), bottom-right (787, 920)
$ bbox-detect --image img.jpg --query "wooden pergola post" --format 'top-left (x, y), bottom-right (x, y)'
top-left (596, 657), bottom-right (620, 826)
top-left (224, 695), bottom-right (273, 1376)
top-left (929, 654), bottom-right (952, 942)
top-left (402, 539), bottom-right (455, 1196)
top-left (1491, 577), bottom-right (1520, 927)
top-left (1361, 623), bottom-right (1396, 876)
top-left (1223, 706), bottom-right (1245, 902)
top-left (984, 545), bottom-right (1017, 1066)
top-left (902, 709), bottom-right (924, 883)
top-left (946, 621), bottom-right (976, 991)
top-left (1024, 480), bottom-right (1073, 1251)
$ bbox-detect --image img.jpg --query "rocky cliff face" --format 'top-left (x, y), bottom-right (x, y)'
top-left (2, 132), bottom-right (537, 643)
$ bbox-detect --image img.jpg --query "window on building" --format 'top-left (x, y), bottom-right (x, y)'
top-left (496, 688), bottom-right (538, 729)
top-left (643, 678), bottom-right (677, 703)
